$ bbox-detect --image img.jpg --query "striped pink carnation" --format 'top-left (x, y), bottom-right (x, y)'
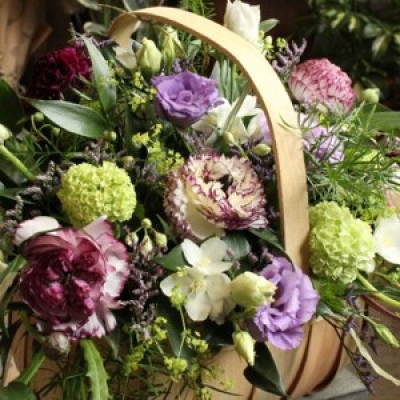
top-left (288, 59), bottom-right (356, 113)
top-left (164, 153), bottom-right (268, 241)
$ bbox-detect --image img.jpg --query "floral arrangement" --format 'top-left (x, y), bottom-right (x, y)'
top-left (1, 1), bottom-right (400, 399)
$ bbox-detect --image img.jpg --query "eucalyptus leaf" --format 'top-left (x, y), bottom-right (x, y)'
top-left (243, 343), bottom-right (286, 396)
top-left (223, 233), bottom-right (250, 260)
top-left (28, 100), bottom-right (108, 138)
top-left (81, 340), bottom-right (109, 400)
top-left (0, 80), bottom-right (24, 132)
top-left (0, 382), bottom-right (36, 400)
top-left (82, 37), bottom-right (117, 117)
top-left (155, 245), bottom-right (185, 272)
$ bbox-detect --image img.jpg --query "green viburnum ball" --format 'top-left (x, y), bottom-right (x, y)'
top-left (309, 201), bottom-right (375, 284)
top-left (58, 161), bottom-right (136, 227)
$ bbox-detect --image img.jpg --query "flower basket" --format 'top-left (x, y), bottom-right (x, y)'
top-left (2, 7), bottom-right (356, 399)
top-left (0, 0), bottom-right (52, 89)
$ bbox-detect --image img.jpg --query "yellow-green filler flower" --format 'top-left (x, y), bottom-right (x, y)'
top-left (58, 162), bottom-right (136, 227)
top-left (309, 201), bottom-right (375, 284)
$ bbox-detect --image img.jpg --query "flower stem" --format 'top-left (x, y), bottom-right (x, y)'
top-left (357, 272), bottom-right (400, 309)
top-left (223, 84), bottom-right (252, 134)
top-left (0, 145), bottom-right (35, 181)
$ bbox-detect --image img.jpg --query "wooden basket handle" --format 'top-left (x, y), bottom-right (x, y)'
top-left (109, 7), bottom-right (309, 271)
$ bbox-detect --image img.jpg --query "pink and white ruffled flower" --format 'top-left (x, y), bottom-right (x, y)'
top-left (16, 216), bottom-right (129, 339)
top-left (288, 59), bottom-right (356, 114)
top-left (164, 153), bottom-right (268, 241)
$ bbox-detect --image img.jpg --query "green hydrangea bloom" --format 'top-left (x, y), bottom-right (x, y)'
top-left (309, 201), bottom-right (375, 284)
top-left (58, 162), bottom-right (136, 227)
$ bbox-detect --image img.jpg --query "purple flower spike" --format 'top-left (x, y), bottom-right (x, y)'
top-left (246, 257), bottom-right (319, 350)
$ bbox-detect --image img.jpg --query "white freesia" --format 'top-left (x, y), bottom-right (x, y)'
top-left (13, 216), bottom-right (61, 246)
top-left (374, 215), bottom-right (400, 264)
top-left (160, 237), bottom-right (234, 323)
top-left (224, 0), bottom-right (261, 45)
top-left (192, 95), bottom-right (261, 143)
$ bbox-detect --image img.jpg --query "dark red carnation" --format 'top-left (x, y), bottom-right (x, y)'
top-left (26, 45), bottom-right (91, 100)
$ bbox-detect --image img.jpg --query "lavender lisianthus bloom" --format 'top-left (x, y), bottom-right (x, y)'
top-left (152, 70), bottom-right (223, 128)
top-left (246, 257), bottom-right (319, 350)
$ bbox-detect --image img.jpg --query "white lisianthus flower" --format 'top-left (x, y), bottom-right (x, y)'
top-left (374, 215), bottom-right (400, 264)
top-left (192, 95), bottom-right (261, 143)
top-left (160, 237), bottom-right (235, 323)
top-left (224, 0), bottom-right (261, 46)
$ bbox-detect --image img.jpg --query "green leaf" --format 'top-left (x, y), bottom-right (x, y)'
top-left (81, 340), bottom-right (109, 400)
top-left (16, 350), bottom-right (45, 385)
top-left (244, 343), bottom-right (286, 396)
top-left (82, 37), bottom-right (116, 117)
top-left (28, 100), bottom-right (108, 138)
top-left (0, 80), bottom-right (24, 132)
top-left (155, 245), bottom-right (185, 272)
top-left (249, 228), bottom-right (286, 255)
top-left (158, 301), bottom-right (195, 365)
top-left (104, 326), bottom-right (120, 359)
top-left (260, 19), bottom-right (279, 33)
top-left (223, 233), bottom-right (250, 260)
top-left (369, 111), bottom-right (400, 132)
top-left (0, 382), bottom-right (36, 400)
top-left (0, 256), bottom-right (26, 304)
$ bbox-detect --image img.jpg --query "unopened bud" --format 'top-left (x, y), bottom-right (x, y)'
top-left (233, 330), bottom-right (255, 366)
top-left (33, 112), bottom-right (45, 123)
top-left (223, 131), bottom-right (237, 145)
top-left (360, 88), bottom-right (380, 104)
top-left (43, 332), bottom-right (71, 360)
top-left (252, 143), bottom-right (271, 156)
top-left (140, 234), bottom-right (153, 256)
top-left (160, 27), bottom-right (183, 67)
top-left (154, 231), bottom-right (168, 248)
top-left (231, 271), bottom-right (276, 308)
top-left (141, 218), bottom-right (152, 230)
top-left (0, 124), bottom-right (11, 145)
top-left (374, 323), bottom-right (400, 348)
top-left (136, 38), bottom-right (162, 78)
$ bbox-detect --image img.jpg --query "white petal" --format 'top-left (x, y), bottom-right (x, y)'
top-left (200, 237), bottom-right (227, 262)
top-left (185, 291), bottom-right (211, 321)
top-left (182, 239), bottom-right (203, 266)
top-left (235, 95), bottom-right (258, 117)
top-left (83, 216), bottom-right (113, 241)
top-left (13, 216), bottom-right (61, 246)
top-left (206, 273), bottom-right (232, 300)
top-left (374, 216), bottom-right (400, 264)
top-left (198, 261), bottom-right (232, 275)
top-left (160, 274), bottom-right (180, 296)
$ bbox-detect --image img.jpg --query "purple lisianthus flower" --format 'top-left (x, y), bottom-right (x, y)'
top-left (152, 70), bottom-right (223, 128)
top-left (18, 217), bottom-right (129, 339)
top-left (246, 257), bottom-right (319, 350)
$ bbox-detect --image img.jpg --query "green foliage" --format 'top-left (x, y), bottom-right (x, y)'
top-left (179, 0), bottom-right (215, 19)
top-left (244, 343), bottom-right (286, 396)
top-left (81, 340), bottom-right (110, 400)
top-left (0, 382), bottom-right (36, 400)
top-left (0, 80), bottom-right (24, 132)
top-left (303, 0), bottom-right (400, 94)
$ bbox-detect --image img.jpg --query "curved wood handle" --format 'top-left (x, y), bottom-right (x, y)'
top-left (109, 7), bottom-right (310, 270)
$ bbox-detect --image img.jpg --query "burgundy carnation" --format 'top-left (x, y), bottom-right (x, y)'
top-left (26, 45), bottom-right (91, 100)
top-left (18, 217), bottom-right (129, 339)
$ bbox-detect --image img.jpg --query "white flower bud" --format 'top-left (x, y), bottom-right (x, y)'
top-left (154, 231), bottom-right (168, 248)
top-left (0, 124), bottom-right (11, 145)
top-left (140, 234), bottom-right (153, 256)
top-left (230, 271), bottom-right (276, 308)
top-left (136, 38), bottom-right (162, 77)
top-left (224, 0), bottom-right (261, 46)
top-left (233, 330), bottom-right (256, 366)
top-left (360, 88), bottom-right (380, 104)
